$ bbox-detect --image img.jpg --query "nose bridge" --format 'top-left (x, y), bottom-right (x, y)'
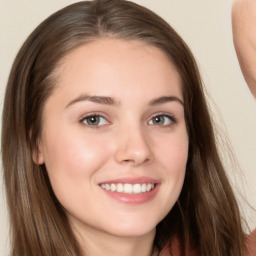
top-left (114, 120), bottom-right (153, 166)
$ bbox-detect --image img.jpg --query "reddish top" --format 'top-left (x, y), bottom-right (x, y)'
top-left (247, 229), bottom-right (256, 256)
top-left (160, 229), bottom-right (256, 256)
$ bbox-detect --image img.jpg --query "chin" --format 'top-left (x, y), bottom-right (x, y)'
top-left (101, 218), bottom-right (159, 238)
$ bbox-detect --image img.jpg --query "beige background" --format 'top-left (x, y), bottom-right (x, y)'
top-left (0, 0), bottom-right (255, 254)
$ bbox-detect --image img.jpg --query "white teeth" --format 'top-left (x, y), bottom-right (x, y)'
top-left (141, 183), bottom-right (147, 192)
top-left (146, 183), bottom-right (152, 191)
top-left (100, 183), bottom-right (155, 194)
top-left (110, 184), bottom-right (116, 192)
top-left (133, 184), bottom-right (141, 194)
top-left (124, 184), bottom-right (133, 194)
top-left (116, 183), bottom-right (123, 192)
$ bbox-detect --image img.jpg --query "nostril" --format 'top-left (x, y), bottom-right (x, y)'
top-left (121, 157), bottom-right (151, 166)
top-left (114, 135), bottom-right (153, 166)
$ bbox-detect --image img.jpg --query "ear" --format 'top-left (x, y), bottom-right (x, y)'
top-left (32, 140), bottom-right (45, 165)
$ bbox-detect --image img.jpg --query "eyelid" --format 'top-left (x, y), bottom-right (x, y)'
top-left (148, 112), bottom-right (177, 126)
top-left (78, 111), bottom-right (177, 129)
top-left (79, 113), bottom-right (111, 127)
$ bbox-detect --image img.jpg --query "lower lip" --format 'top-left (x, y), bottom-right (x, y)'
top-left (100, 184), bottom-right (160, 204)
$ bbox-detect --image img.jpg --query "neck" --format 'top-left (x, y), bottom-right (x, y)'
top-left (73, 224), bottom-right (156, 256)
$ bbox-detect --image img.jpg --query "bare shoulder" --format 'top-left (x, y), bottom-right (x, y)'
top-left (247, 229), bottom-right (256, 256)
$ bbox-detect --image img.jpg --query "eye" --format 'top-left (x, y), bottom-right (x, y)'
top-left (148, 114), bottom-right (176, 126)
top-left (80, 115), bottom-right (108, 126)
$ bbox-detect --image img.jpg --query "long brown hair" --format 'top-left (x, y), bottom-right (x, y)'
top-left (2, 0), bottom-right (245, 255)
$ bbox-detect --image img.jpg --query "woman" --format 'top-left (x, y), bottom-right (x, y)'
top-left (1, 0), bottom-right (254, 255)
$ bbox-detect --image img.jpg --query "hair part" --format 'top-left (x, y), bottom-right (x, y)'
top-left (2, 0), bottom-right (245, 255)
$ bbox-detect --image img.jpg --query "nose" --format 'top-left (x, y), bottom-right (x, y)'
top-left (114, 126), bottom-right (153, 166)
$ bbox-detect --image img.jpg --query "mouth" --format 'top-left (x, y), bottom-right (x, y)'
top-left (98, 177), bottom-right (160, 204)
top-left (99, 183), bottom-right (156, 194)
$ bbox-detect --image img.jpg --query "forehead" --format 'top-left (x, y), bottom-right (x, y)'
top-left (51, 38), bottom-right (183, 102)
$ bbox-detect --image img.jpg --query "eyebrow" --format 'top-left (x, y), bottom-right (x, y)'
top-left (66, 94), bottom-right (184, 108)
top-left (149, 96), bottom-right (184, 106)
top-left (66, 95), bottom-right (119, 108)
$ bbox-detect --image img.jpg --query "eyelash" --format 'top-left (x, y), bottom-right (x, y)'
top-left (148, 113), bottom-right (177, 127)
top-left (79, 112), bottom-right (177, 129)
top-left (80, 113), bottom-right (110, 128)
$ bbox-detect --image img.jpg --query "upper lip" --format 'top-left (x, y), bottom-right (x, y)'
top-left (98, 176), bottom-right (160, 185)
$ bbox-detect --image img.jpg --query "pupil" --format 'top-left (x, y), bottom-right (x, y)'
top-left (88, 116), bottom-right (99, 125)
top-left (154, 116), bottom-right (163, 124)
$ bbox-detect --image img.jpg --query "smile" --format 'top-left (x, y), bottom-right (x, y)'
top-left (100, 183), bottom-right (155, 194)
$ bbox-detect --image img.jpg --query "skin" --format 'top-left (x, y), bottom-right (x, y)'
top-left (36, 38), bottom-right (189, 256)
top-left (232, 1), bottom-right (256, 247)
top-left (232, 0), bottom-right (256, 98)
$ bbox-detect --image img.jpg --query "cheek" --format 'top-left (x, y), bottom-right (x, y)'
top-left (42, 131), bottom-right (114, 214)
top-left (159, 132), bottom-right (188, 171)
top-left (43, 131), bottom-right (112, 187)
top-left (157, 133), bottom-right (188, 195)
top-left (148, 132), bottom-right (188, 221)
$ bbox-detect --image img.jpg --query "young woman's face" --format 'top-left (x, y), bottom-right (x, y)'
top-left (37, 39), bottom-right (188, 239)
